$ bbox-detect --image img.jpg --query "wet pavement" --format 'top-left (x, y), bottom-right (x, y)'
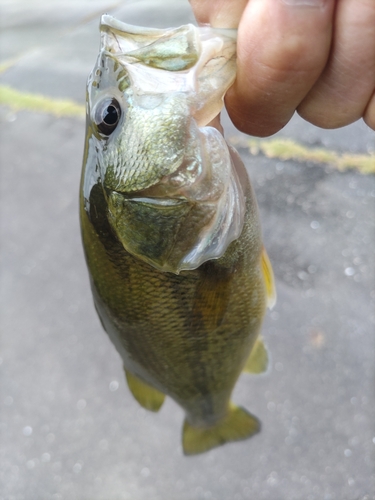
top-left (0, 1), bottom-right (374, 499)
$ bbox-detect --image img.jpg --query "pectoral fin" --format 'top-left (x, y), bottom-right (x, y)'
top-left (243, 337), bottom-right (269, 374)
top-left (125, 370), bottom-right (165, 412)
top-left (261, 247), bottom-right (276, 309)
top-left (191, 262), bottom-right (232, 332)
top-left (182, 403), bottom-right (260, 455)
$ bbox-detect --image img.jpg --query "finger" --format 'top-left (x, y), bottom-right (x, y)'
top-left (225, 0), bottom-right (336, 136)
top-left (189, 0), bottom-right (248, 28)
top-left (364, 91), bottom-right (375, 131)
top-left (298, 0), bottom-right (375, 128)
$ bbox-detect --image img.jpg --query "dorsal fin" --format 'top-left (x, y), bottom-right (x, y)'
top-left (243, 337), bottom-right (269, 374)
top-left (261, 247), bottom-right (276, 309)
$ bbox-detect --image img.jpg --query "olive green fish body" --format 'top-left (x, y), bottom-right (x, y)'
top-left (80, 16), bottom-right (275, 454)
top-left (81, 173), bottom-right (265, 427)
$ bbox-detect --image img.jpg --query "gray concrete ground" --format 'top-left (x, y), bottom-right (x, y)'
top-left (0, 1), bottom-right (374, 499)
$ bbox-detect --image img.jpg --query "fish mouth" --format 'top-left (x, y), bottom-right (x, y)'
top-left (110, 191), bottom-right (188, 207)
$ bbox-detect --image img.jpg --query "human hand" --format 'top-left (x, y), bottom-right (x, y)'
top-left (189, 0), bottom-right (375, 136)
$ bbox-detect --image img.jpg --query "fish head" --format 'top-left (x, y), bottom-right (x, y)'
top-left (82, 16), bottom-right (245, 273)
top-left (87, 51), bottom-right (191, 194)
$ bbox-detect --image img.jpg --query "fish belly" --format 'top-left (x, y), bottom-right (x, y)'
top-left (81, 181), bottom-right (266, 426)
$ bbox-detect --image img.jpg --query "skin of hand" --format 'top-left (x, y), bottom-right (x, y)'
top-left (189, 0), bottom-right (375, 136)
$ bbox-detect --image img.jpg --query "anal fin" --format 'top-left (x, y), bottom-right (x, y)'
top-left (243, 336), bottom-right (269, 374)
top-left (182, 403), bottom-right (260, 455)
top-left (125, 369), bottom-right (165, 412)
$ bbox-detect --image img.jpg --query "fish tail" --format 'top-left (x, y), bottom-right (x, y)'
top-left (182, 404), bottom-right (260, 455)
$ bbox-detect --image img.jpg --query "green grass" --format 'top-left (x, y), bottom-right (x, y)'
top-left (230, 137), bottom-right (375, 175)
top-left (0, 85), bottom-right (85, 118)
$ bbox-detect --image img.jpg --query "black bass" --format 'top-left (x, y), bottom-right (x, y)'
top-left (80, 15), bottom-right (276, 455)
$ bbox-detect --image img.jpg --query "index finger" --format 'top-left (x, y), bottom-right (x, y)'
top-left (189, 0), bottom-right (248, 28)
top-left (191, 0), bottom-right (336, 137)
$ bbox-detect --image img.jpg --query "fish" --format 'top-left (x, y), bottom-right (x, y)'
top-left (80, 14), bottom-right (276, 455)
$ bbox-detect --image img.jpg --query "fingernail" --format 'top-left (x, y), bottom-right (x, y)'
top-left (282, 0), bottom-right (326, 6)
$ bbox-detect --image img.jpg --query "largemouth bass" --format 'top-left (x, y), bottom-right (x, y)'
top-left (80, 15), bottom-right (276, 455)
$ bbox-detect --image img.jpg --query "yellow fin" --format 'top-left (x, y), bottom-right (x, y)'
top-left (182, 404), bottom-right (260, 455)
top-left (243, 337), bottom-right (269, 374)
top-left (125, 370), bottom-right (165, 412)
top-left (261, 247), bottom-right (276, 309)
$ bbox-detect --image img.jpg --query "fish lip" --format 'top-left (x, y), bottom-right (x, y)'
top-left (109, 191), bottom-right (187, 207)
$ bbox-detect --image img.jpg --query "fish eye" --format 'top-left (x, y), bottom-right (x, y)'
top-left (94, 98), bottom-right (121, 136)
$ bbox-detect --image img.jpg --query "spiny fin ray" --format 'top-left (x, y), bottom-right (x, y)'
top-left (261, 247), bottom-right (276, 309)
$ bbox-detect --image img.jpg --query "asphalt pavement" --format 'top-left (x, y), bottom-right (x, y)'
top-left (0, 1), bottom-right (374, 499)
